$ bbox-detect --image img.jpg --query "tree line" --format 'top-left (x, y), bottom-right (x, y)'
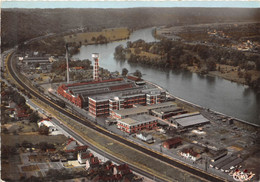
top-left (114, 39), bottom-right (260, 90)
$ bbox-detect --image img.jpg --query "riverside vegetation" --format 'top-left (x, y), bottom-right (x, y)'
top-left (114, 38), bottom-right (260, 90)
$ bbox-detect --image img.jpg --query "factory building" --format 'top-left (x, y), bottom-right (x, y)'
top-left (57, 78), bottom-right (166, 117)
top-left (117, 114), bottom-right (158, 134)
top-left (150, 105), bottom-right (186, 119)
top-left (88, 87), bottom-right (165, 117)
top-left (22, 57), bottom-right (51, 65)
top-left (170, 112), bottom-right (210, 128)
top-left (111, 102), bottom-right (176, 119)
top-left (57, 52), bottom-right (166, 117)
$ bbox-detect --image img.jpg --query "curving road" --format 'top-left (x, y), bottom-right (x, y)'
top-left (7, 51), bottom-right (225, 182)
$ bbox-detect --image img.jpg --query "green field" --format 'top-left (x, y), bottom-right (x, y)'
top-left (64, 28), bottom-right (130, 44)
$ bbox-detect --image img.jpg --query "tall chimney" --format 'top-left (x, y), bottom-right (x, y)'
top-left (66, 44), bottom-right (70, 83)
top-left (92, 53), bottom-right (99, 81)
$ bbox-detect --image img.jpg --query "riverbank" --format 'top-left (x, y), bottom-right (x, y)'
top-left (187, 64), bottom-right (260, 87)
top-left (75, 27), bottom-right (259, 125)
top-left (146, 79), bottom-right (260, 130)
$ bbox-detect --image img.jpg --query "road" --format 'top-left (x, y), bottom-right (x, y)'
top-left (7, 50), bottom-right (225, 182)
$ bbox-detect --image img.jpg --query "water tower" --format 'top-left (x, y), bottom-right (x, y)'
top-left (92, 53), bottom-right (99, 81)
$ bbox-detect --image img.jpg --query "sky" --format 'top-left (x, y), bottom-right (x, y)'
top-left (1, 1), bottom-right (260, 9)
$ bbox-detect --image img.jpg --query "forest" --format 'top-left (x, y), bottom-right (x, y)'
top-left (2, 8), bottom-right (260, 50)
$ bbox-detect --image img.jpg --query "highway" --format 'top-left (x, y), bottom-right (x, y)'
top-left (6, 51), bottom-right (225, 182)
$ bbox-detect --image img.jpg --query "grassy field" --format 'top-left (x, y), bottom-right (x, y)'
top-left (187, 64), bottom-right (260, 85)
top-left (1, 134), bottom-right (68, 146)
top-left (129, 48), bottom-right (161, 59)
top-left (64, 28), bottom-right (130, 44)
top-left (209, 64), bottom-right (260, 85)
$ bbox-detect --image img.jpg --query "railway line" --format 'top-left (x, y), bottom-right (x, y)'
top-left (6, 51), bottom-right (225, 182)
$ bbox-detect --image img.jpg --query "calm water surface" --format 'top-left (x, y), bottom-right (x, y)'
top-left (74, 28), bottom-right (260, 125)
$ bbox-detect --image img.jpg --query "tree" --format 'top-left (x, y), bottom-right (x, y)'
top-left (21, 140), bottom-right (33, 148)
top-left (114, 45), bottom-right (126, 60)
top-left (238, 71), bottom-right (243, 78)
top-left (206, 57), bottom-right (216, 71)
top-left (134, 47), bottom-right (141, 54)
top-left (37, 142), bottom-right (54, 151)
top-left (244, 72), bottom-right (252, 85)
top-left (38, 125), bottom-right (49, 135)
top-left (13, 91), bottom-right (26, 106)
top-left (29, 111), bottom-right (40, 123)
top-left (122, 68), bottom-right (128, 77)
top-left (91, 36), bottom-right (96, 42)
top-left (256, 60), bottom-right (260, 71)
top-left (133, 70), bottom-right (142, 78)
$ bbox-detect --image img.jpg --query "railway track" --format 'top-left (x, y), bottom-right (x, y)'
top-left (7, 51), bottom-right (225, 182)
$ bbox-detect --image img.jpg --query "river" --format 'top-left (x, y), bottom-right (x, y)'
top-left (74, 27), bottom-right (260, 125)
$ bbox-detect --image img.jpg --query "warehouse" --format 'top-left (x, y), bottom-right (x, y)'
top-left (210, 154), bottom-right (231, 168)
top-left (117, 114), bottom-right (158, 134)
top-left (170, 112), bottom-right (210, 128)
top-left (221, 157), bottom-right (243, 172)
top-left (112, 102), bottom-right (176, 119)
top-left (214, 155), bottom-right (237, 170)
top-left (150, 105), bottom-right (186, 119)
top-left (23, 57), bottom-right (51, 65)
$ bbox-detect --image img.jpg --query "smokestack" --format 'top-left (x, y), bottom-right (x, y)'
top-left (92, 53), bottom-right (99, 81)
top-left (66, 43), bottom-right (70, 83)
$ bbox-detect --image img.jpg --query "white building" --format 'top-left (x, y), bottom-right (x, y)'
top-left (136, 132), bottom-right (153, 142)
top-left (38, 120), bottom-right (62, 135)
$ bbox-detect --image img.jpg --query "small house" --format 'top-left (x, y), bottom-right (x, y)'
top-left (113, 163), bottom-right (131, 176)
top-left (38, 120), bottom-right (57, 133)
top-left (64, 138), bottom-right (78, 152)
top-left (180, 148), bottom-right (201, 161)
top-left (77, 150), bottom-right (93, 164)
top-left (86, 157), bottom-right (100, 170)
top-left (136, 132), bottom-right (154, 143)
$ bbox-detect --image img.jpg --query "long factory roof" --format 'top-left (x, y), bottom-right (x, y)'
top-left (62, 78), bottom-right (161, 101)
top-left (65, 79), bottom-right (138, 99)
top-left (114, 102), bottom-right (176, 117)
top-left (119, 114), bottom-right (158, 126)
top-left (89, 87), bottom-right (163, 102)
top-left (172, 113), bottom-right (209, 127)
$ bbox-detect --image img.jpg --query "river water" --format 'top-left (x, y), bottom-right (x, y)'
top-left (74, 27), bottom-right (260, 125)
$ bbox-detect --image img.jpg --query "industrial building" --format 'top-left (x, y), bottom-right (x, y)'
top-left (163, 138), bottom-right (182, 149)
top-left (22, 57), bottom-right (51, 65)
top-left (210, 154), bottom-right (243, 172)
top-left (57, 52), bottom-right (167, 117)
top-left (117, 114), bottom-right (158, 134)
top-left (58, 79), bottom-right (166, 117)
top-left (150, 105), bottom-right (186, 119)
top-left (111, 102), bottom-right (176, 119)
top-left (170, 112), bottom-right (210, 128)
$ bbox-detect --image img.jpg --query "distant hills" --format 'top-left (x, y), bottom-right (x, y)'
top-left (2, 8), bottom-right (260, 50)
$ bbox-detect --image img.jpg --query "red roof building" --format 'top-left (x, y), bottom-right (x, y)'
top-left (180, 148), bottom-right (201, 161)
top-left (78, 150), bottom-right (93, 164)
top-left (163, 137), bottom-right (182, 149)
top-left (86, 157), bottom-right (100, 170)
top-left (113, 164), bottom-right (131, 176)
